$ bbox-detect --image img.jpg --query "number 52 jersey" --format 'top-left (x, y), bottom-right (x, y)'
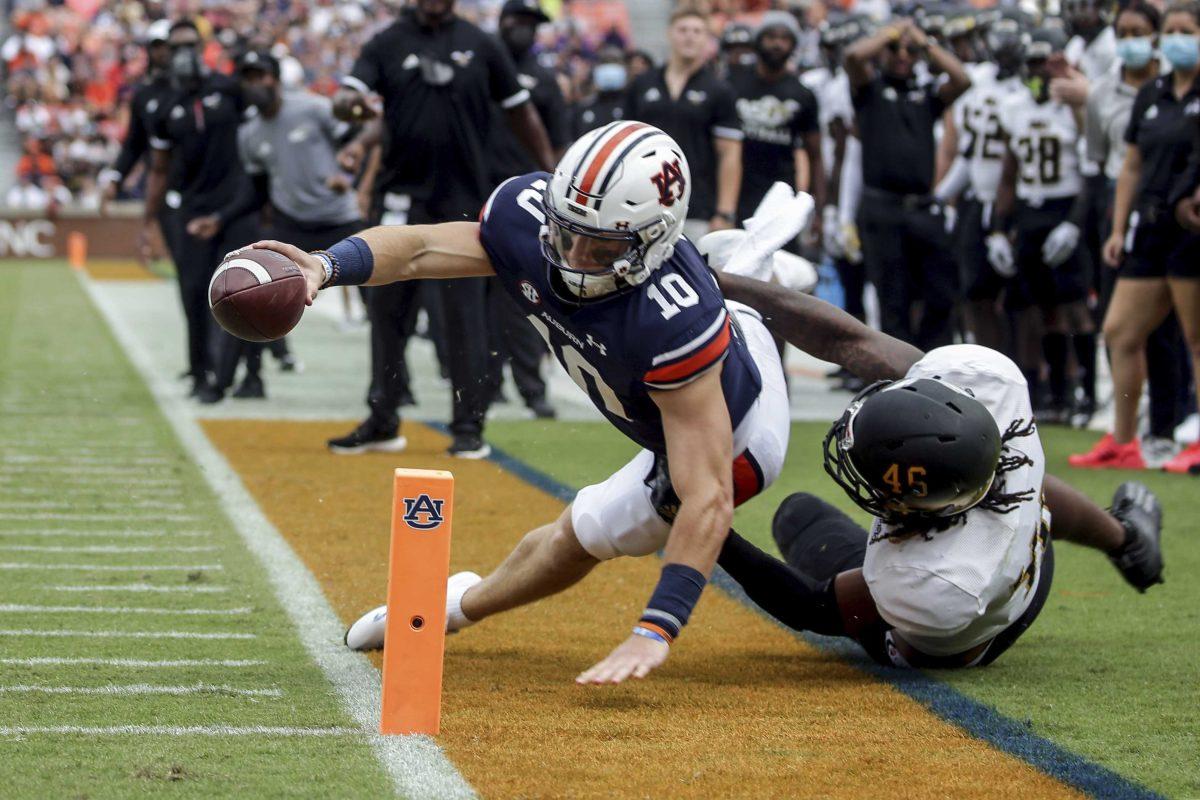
top-left (479, 172), bottom-right (763, 454)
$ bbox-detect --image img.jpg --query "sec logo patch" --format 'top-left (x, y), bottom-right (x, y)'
top-left (519, 280), bottom-right (541, 305)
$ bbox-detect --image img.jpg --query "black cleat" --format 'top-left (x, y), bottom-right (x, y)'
top-left (277, 354), bottom-right (304, 373)
top-left (448, 433), bottom-right (491, 459)
top-left (327, 420), bottom-right (407, 455)
top-left (196, 383), bottom-right (224, 405)
top-left (528, 397), bottom-right (557, 420)
top-left (1108, 481), bottom-right (1164, 592)
top-left (232, 375), bottom-right (266, 399)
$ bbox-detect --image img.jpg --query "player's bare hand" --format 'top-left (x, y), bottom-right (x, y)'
top-left (709, 214), bottom-right (734, 232)
top-left (135, 221), bottom-right (157, 267)
top-left (1102, 231), bottom-right (1125, 268)
top-left (1177, 192), bottom-right (1200, 233)
top-left (576, 633), bottom-right (669, 686)
top-left (186, 214), bottom-right (221, 240)
top-left (337, 140), bottom-right (366, 174)
top-left (325, 173), bottom-right (352, 194)
top-left (250, 240), bottom-right (324, 303)
top-left (99, 181), bottom-right (118, 216)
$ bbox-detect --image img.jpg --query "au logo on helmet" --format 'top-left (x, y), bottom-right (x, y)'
top-left (402, 494), bottom-right (445, 530)
top-left (651, 159), bottom-right (686, 207)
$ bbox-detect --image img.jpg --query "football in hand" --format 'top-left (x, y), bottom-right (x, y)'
top-left (209, 248), bottom-right (307, 342)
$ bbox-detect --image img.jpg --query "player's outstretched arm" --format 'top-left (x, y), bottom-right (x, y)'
top-left (575, 368), bottom-right (733, 686)
top-left (716, 273), bottom-right (922, 381)
top-left (250, 222), bottom-right (496, 304)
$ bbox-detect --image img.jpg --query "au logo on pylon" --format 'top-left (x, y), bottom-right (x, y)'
top-left (381, 469), bottom-right (454, 735)
top-left (402, 494), bottom-right (445, 530)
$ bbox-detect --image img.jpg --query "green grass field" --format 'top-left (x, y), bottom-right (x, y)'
top-left (0, 263), bottom-right (393, 797)
top-left (2, 259), bottom-right (1196, 798)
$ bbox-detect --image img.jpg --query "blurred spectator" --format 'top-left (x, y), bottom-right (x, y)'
top-left (573, 45), bottom-right (627, 137)
top-left (625, 6), bottom-right (743, 240)
top-left (1072, 1), bottom-right (1200, 474)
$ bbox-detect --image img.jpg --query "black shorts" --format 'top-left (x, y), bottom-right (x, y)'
top-left (956, 198), bottom-right (1006, 302)
top-left (1007, 197), bottom-right (1090, 310)
top-left (773, 493), bottom-right (1054, 668)
top-left (269, 210), bottom-right (366, 254)
top-left (1121, 207), bottom-right (1200, 279)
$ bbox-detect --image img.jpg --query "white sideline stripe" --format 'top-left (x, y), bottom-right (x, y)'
top-left (0, 544), bottom-right (217, 554)
top-left (0, 500), bottom-right (188, 511)
top-left (0, 725), bottom-right (359, 737)
top-left (0, 629), bottom-right (254, 639)
top-left (0, 684), bottom-right (281, 698)
top-left (49, 584), bottom-right (228, 594)
top-left (0, 486), bottom-right (182, 497)
top-left (0, 454), bottom-right (169, 465)
top-left (1, 530), bottom-right (210, 538)
top-left (0, 657), bottom-right (264, 667)
top-left (85, 276), bottom-right (475, 799)
top-left (0, 513), bottom-right (200, 522)
top-left (0, 604), bottom-right (250, 616)
top-left (0, 563), bottom-right (222, 571)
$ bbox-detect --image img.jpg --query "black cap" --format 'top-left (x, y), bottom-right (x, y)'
top-left (237, 50), bottom-right (280, 78)
top-left (500, 0), bottom-right (550, 23)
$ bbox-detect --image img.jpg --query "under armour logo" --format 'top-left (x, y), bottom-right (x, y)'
top-left (650, 159), bottom-right (686, 208)
top-left (402, 494), bottom-right (445, 530)
top-left (586, 334), bottom-right (607, 356)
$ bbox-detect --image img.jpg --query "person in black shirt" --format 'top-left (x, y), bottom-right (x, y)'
top-left (625, 6), bottom-right (742, 240)
top-left (485, 0), bottom-right (564, 420)
top-left (573, 45), bottom-right (627, 138)
top-left (1073, 2), bottom-right (1200, 474)
top-left (100, 20), bottom-right (173, 211)
top-left (328, 0), bottom-right (555, 458)
top-left (141, 20), bottom-right (263, 403)
top-left (730, 12), bottom-right (824, 228)
top-left (845, 17), bottom-right (971, 349)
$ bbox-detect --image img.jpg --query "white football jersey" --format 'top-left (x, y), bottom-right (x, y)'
top-left (801, 66), bottom-right (853, 176)
top-left (953, 71), bottom-right (1028, 203)
top-left (999, 92), bottom-right (1082, 201)
top-left (863, 345), bottom-right (1048, 658)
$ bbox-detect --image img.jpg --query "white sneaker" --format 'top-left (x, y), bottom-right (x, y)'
top-left (1142, 436), bottom-right (1180, 470)
top-left (342, 571), bottom-right (483, 651)
top-left (344, 604), bottom-right (387, 651)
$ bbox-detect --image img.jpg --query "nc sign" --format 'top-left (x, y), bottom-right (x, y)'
top-left (0, 220), bottom-right (56, 258)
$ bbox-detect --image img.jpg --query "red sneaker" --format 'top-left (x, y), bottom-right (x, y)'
top-left (1068, 434), bottom-right (1147, 470)
top-left (1162, 441), bottom-right (1200, 474)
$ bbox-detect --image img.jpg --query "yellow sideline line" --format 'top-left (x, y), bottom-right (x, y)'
top-left (204, 419), bottom-right (1084, 800)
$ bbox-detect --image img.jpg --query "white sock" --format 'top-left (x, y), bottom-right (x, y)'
top-left (445, 572), bottom-right (482, 632)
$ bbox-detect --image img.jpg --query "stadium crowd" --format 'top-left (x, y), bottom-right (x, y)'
top-left (4, 0), bottom-right (1200, 474)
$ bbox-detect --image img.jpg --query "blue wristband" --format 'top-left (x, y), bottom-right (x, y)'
top-left (640, 563), bottom-right (707, 640)
top-left (632, 626), bottom-right (670, 645)
top-left (327, 236), bottom-right (374, 286)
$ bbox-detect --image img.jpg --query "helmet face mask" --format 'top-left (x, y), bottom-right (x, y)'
top-left (822, 378), bottom-right (1003, 525)
top-left (542, 121), bottom-right (689, 304)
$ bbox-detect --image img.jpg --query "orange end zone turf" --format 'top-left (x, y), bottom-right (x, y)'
top-left (381, 468), bottom-right (454, 735)
top-left (203, 420), bottom-right (1084, 799)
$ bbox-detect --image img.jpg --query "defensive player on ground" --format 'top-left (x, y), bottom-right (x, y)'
top-left (251, 122), bottom-right (792, 683)
top-left (710, 273), bottom-right (1165, 667)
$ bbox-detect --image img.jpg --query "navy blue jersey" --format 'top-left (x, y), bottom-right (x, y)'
top-left (480, 172), bottom-right (763, 454)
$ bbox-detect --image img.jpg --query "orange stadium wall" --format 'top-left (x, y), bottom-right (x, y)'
top-left (0, 211), bottom-right (155, 260)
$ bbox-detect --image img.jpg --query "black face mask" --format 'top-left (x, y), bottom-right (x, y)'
top-left (170, 45), bottom-right (201, 85)
top-left (757, 45), bottom-right (793, 71)
top-left (243, 85), bottom-right (274, 111)
top-left (504, 23), bottom-right (537, 57)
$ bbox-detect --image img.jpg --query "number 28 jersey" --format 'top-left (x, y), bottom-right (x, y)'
top-left (998, 94), bottom-right (1082, 202)
top-left (479, 172), bottom-right (763, 454)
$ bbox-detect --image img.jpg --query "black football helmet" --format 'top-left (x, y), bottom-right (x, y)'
top-left (823, 378), bottom-right (1003, 524)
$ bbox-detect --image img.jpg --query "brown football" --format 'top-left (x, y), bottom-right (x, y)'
top-left (209, 248), bottom-right (307, 342)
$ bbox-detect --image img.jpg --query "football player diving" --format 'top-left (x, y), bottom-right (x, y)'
top-left (250, 122), bottom-right (794, 684)
top-left (710, 270), bottom-right (1165, 668)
